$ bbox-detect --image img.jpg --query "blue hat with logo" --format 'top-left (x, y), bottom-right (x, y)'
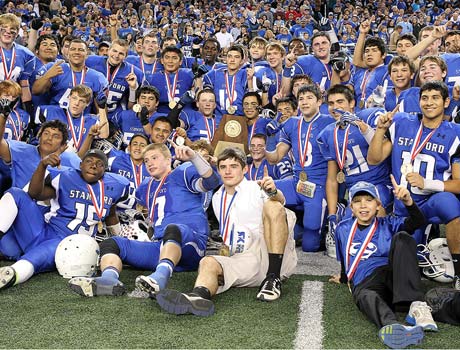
top-left (349, 181), bottom-right (380, 200)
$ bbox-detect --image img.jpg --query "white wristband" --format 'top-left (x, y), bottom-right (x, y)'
top-left (128, 87), bottom-right (137, 103)
top-left (361, 126), bottom-right (375, 145)
top-left (107, 223), bottom-right (122, 236)
top-left (191, 152), bottom-right (211, 176)
top-left (423, 179), bottom-right (445, 192)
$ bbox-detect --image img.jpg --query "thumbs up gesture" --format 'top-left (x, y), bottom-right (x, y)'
top-left (46, 59), bottom-right (65, 79)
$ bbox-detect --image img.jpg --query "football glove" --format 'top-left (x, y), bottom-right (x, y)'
top-left (0, 98), bottom-right (14, 118)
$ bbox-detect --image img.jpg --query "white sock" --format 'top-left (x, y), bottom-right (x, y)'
top-left (11, 260), bottom-right (35, 284)
top-left (0, 193), bottom-right (19, 233)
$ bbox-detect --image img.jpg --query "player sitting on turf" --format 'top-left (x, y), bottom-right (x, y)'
top-left (155, 147), bottom-right (297, 317)
top-left (332, 179), bottom-right (436, 349)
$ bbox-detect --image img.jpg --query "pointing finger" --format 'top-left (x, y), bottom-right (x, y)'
top-left (263, 165), bottom-right (268, 177)
top-left (390, 173), bottom-right (399, 189)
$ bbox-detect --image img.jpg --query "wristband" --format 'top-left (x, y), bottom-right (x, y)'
top-left (128, 87), bottom-right (137, 103)
top-left (107, 223), bottom-right (122, 236)
top-left (191, 152), bottom-right (212, 176)
top-left (265, 188), bottom-right (278, 198)
top-left (361, 126), bottom-right (375, 145)
top-left (423, 179), bottom-right (445, 192)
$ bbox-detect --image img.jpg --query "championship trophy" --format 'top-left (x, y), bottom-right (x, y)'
top-left (211, 114), bottom-right (248, 156)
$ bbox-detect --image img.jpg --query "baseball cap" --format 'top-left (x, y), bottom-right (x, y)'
top-left (82, 149), bottom-right (108, 169)
top-left (349, 181), bottom-right (380, 200)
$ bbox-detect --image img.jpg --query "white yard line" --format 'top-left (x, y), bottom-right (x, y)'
top-left (294, 281), bottom-right (324, 350)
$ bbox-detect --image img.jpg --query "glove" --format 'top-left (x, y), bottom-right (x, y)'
top-left (193, 64), bottom-right (209, 79)
top-left (139, 106), bottom-right (149, 126)
top-left (261, 74), bottom-right (272, 93)
top-left (31, 18), bottom-right (44, 30)
top-left (335, 109), bottom-right (360, 126)
top-left (260, 108), bottom-right (276, 119)
top-left (94, 90), bottom-right (107, 109)
top-left (319, 17), bottom-right (332, 31)
top-left (327, 214), bottom-right (338, 235)
top-left (0, 98), bottom-right (13, 118)
top-left (178, 90), bottom-right (195, 106)
top-left (266, 118), bottom-right (280, 136)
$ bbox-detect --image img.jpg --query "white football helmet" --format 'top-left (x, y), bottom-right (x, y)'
top-left (55, 235), bottom-right (100, 279)
top-left (418, 238), bottom-right (455, 283)
top-left (120, 220), bottom-right (151, 242)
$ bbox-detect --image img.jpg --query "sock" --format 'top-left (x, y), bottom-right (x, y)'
top-left (191, 286), bottom-right (212, 300)
top-left (452, 254), bottom-right (460, 276)
top-left (11, 259), bottom-right (34, 284)
top-left (100, 267), bottom-right (120, 281)
top-left (267, 253), bottom-right (283, 279)
top-left (149, 258), bottom-right (174, 290)
top-left (0, 193), bottom-right (18, 233)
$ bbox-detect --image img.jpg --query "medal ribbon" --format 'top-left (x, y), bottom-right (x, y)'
top-left (297, 114), bottom-right (320, 169)
top-left (224, 71), bottom-right (236, 105)
top-left (165, 71), bottom-right (178, 102)
top-left (71, 66), bottom-right (87, 87)
top-left (219, 190), bottom-right (238, 244)
top-left (203, 115), bottom-right (215, 142)
top-left (248, 118), bottom-right (258, 147)
top-left (345, 218), bottom-right (378, 280)
top-left (86, 180), bottom-right (105, 221)
top-left (333, 125), bottom-right (350, 171)
top-left (322, 61), bottom-right (332, 81)
top-left (65, 110), bottom-right (85, 150)
top-left (130, 159), bottom-right (143, 188)
top-left (409, 122), bottom-right (437, 163)
top-left (1, 46), bottom-right (16, 80)
top-left (249, 163), bottom-right (262, 181)
top-left (106, 61), bottom-right (121, 84)
top-left (7, 110), bottom-right (22, 141)
top-left (146, 172), bottom-right (169, 224)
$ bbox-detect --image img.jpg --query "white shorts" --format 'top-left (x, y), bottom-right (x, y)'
top-left (212, 208), bottom-right (297, 294)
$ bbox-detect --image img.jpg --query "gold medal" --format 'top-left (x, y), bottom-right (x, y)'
top-left (219, 244), bottom-right (230, 256)
top-left (98, 221), bottom-right (103, 233)
top-left (400, 163), bottom-right (413, 176)
top-left (336, 171), bottom-right (346, 184)
top-left (168, 100), bottom-right (177, 109)
top-left (299, 171), bottom-right (307, 182)
top-left (359, 99), bottom-right (364, 109)
top-left (132, 103), bottom-right (142, 113)
top-left (227, 105), bottom-right (236, 114)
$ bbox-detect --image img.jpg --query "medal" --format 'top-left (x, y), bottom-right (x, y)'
top-left (133, 103), bottom-right (142, 113)
top-left (1, 46), bottom-right (16, 80)
top-left (165, 71), bottom-right (178, 109)
top-left (219, 244), bottom-right (230, 256)
top-left (65, 110), bottom-right (85, 151)
top-left (168, 100), bottom-right (177, 109)
top-left (400, 163), bottom-right (413, 176)
top-left (219, 191), bottom-right (237, 256)
top-left (86, 180), bottom-right (105, 233)
top-left (297, 114), bottom-right (319, 175)
top-left (227, 105), bottom-right (236, 114)
top-left (359, 99), bottom-right (364, 109)
top-left (336, 171), bottom-right (346, 184)
top-left (147, 173), bottom-right (170, 225)
top-left (175, 135), bottom-right (185, 146)
top-left (299, 171), bottom-right (307, 182)
top-left (98, 221), bottom-right (104, 233)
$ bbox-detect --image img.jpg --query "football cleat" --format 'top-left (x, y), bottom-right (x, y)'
top-left (135, 275), bottom-right (161, 296)
top-left (256, 274), bottom-right (281, 302)
top-left (156, 289), bottom-right (215, 317)
top-left (405, 301), bottom-right (438, 331)
top-left (454, 275), bottom-right (460, 290)
top-left (0, 266), bottom-right (16, 290)
top-left (425, 287), bottom-right (460, 314)
top-left (68, 276), bottom-right (126, 297)
top-left (378, 324), bottom-right (424, 349)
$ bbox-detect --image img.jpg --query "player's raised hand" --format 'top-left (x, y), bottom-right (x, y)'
top-left (257, 165), bottom-right (276, 193)
top-left (285, 52), bottom-right (297, 68)
top-left (168, 139), bottom-right (195, 161)
top-left (89, 121), bottom-right (108, 137)
top-left (46, 59), bottom-right (65, 78)
top-left (41, 144), bottom-right (68, 168)
top-left (246, 62), bottom-right (255, 80)
top-left (359, 19), bottom-right (371, 34)
top-left (390, 174), bottom-right (413, 205)
top-left (431, 25), bottom-right (447, 39)
top-left (376, 104), bottom-right (398, 131)
top-left (125, 72), bottom-right (138, 89)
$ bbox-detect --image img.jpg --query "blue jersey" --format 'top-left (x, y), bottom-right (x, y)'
top-left (36, 62), bottom-right (108, 113)
top-left (135, 162), bottom-right (210, 239)
top-left (352, 65), bottom-right (388, 111)
top-left (441, 53), bottom-right (460, 87)
top-left (179, 109), bottom-right (218, 143)
top-left (3, 108), bottom-right (29, 141)
top-left (112, 109), bottom-right (149, 148)
top-left (245, 158), bottom-right (292, 181)
top-left (203, 68), bottom-right (248, 122)
top-left (0, 43), bottom-right (35, 82)
top-left (357, 107), bottom-right (387, 128)
top-left (384, 88), bottom-right (399, 112)
top-left (293, 55), bottom-right (332, 92)
top-left (85, 56), bottom-right (145, 117)
top-left (389, 114), bottom-right (460, 205)
top-left (247, 118), bottom-right (270, 147)
top-left (336, 216), bottom-right (406, 286)
top-left (38, 105), bottom-right (99, 152)
top-left (6, 140), bottom-right (81, 190)
top-left (398, 87), bottom-right (460, 118)
top-left (279, 114), bottom-right (335, 184)
top-left (125, 55), bottom-right (163, 82)
top-left (317, 122), bottom-right (391, 188)
top-left (146, 69), bottom-right (194, 114)
top-left (22, 56), bottom-right (52, 113)
top-left (107, 149), bottom-right (150, 210)
top-left (45, 168), bottom-right (129, 237)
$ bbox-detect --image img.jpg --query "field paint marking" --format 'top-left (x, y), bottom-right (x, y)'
top-left (294, 281), bottom-right (324, 350)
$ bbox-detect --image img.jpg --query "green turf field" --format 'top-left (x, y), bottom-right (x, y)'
top-left (1, 260), bottom-right (459, 349)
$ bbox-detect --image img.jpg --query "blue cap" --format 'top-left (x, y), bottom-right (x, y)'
top-left (349, 181), bottom-right (380, 200)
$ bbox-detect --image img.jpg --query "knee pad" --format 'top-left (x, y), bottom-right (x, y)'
top-left (162, 224), bottom-right (182, 245)
top-left (99, 238), bottom-right (121, 257)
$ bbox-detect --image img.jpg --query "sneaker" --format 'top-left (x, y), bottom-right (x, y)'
top-left (0, 266), bottom-right (16, 290)
top-left (135, 275), bottom-right (161, 296)
top-left (454, 275), bottom-right (460, 291)
top-left (425, 287), bottom-right (460, 314)
top-left (68, 276), bottom-right (126, 297)
top-left (378, 324), bottom-right (424, 349)
top-left (256, 274), bottom-right (281, 302)
top-left (156, 289), bottom-right (215, 317)
top-left (405, 301), bottom-right (438, 331)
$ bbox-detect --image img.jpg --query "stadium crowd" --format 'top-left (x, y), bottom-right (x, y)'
top-left (1, 0), bottom-right (460, 348)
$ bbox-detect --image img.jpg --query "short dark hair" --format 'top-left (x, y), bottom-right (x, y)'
top-left (152, 116), bottom-right (173, 130)
top-left (327, 84), bottom-right (355, 103)
top-left (136, 85), bottom-right (160, 101)
top-left (297, 84), bottom-right (322, 101)
top-left (202, 37), bottom-right (221, 52)
top-left (129, 134), bottom-right (149, 146)
top-left (161, 46), bottom-right (183, 59)
top-left (217, 147), bottom-right (247, 168)
top-left (420, 81), bottom-right (449, 101)
top-left (38, 120), bottom-right (69, 146)
top-left (364, 37), bottom-right (386, 56)
top-left (396, 33), bottom-right (417, 46)
top-left (35, 34), bottom-right (60, 52)
top-left (243, 91), bottom-right (262, 105)
top-left (276, 97), bottom-right (297, 110)
top-left (388, 55), bottom-right (416, 75)
top-left (227, 44), bottom-right (245, 58)
top-left (311, 31), bottom-right (331, 45)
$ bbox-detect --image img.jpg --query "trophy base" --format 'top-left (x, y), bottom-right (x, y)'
top-left (213, 141), bottom-right (247, 157)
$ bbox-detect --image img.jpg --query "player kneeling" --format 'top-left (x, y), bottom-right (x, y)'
top-left (155, 147), bottom-right (297, 317)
